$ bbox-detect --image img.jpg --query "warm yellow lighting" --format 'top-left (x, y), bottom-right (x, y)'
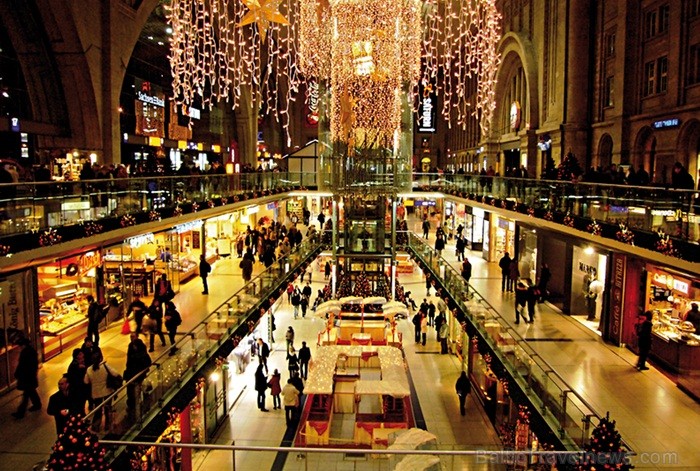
top-left (167, 0), bottom-right (501, 143)
top-left (178, 140), bottom-right (187, 149)
top-left (212, 144), bottom-right (221, 153)
top-left (148, 137), bottom-right (162, 147)
top-left (226, 163), bottom-right (234, 174)
top-left (210, 371), bottom-right (221, 382)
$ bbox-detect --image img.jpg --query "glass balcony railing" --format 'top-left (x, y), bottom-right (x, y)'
top-left (82, 237), bottom-right (322, 456)
top-left (0, 172), bottom-right (307, 238)
top-left (93, 439), bottom-right (617, 471)
top-left (412, 173), bottom-right (699, 243)
top-left (404, 232), bottom-right (633, 453)
top-left (0, 172), bottom-right (697, 260)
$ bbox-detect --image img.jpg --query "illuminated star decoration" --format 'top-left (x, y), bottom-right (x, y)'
top-left (238, 0), bottom-right (290, 42)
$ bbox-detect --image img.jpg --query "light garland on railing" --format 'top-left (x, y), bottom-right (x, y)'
top-left (166, 0), bottom-right (501, 144)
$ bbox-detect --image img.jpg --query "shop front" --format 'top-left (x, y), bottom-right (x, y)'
top-left (465, 206), bottom-right (485, 251)
top-left (36, 250), bottom-right (111, 360)
top-left (0, 270), bottom-right (38, 391)
top-left (569, 245), bottom-right (609, 328)
top-left (516, 225), bottom-right (538, 283)
top-left (625, 265), bottom-right (700, 400)
top-left (483, 214), bottom-right (514, 262)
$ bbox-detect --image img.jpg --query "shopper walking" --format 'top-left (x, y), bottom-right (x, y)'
top-left (240, 252), bottom-right (254, 283)
top-left (47, 375), bottom-right (81, 436)
top-left (282, 379), bottom-right (300, 426)
top-left (526, 281), bottom-right (537, 323)
top-left (435, 233), bottom-right (445, 258)
top-left (123, 333), bottom-right (151, 417)
top-left (636, 311), bottom-right (653, 371)
top-left (498, 252), bottom-right (512, 292)
top-left (285, 326), bottom-right (295, 351)
top-left (420, 314), bottom-right (428, 346)
top-left (324, 261), bottom-right (331, 280)
top-left (66, 348), bottom-right (89, 415)
top-left (291, 287), bottom-right (301, 319)
top-left (455, 235), bottom-right (466, 261)
top-left (412, 312), bottom-right (422, 343)
top-left (439, 321), bottom-right (449, 354)
top-left (164, 302), bottom-right (182, 355)
top-left (461, 258), bottom-right (472, 287)
top-left (257, 338), bottom-right (270, 373)
top-left (515, 281), bottom-right (528, 324)
top-left (86, 295), bottom-right (102, 346)
top-left (11, 337), bottom-right (41, 419)
top-left (254, 363), bottom-right (269, 411)
top-left (268, 369), bottom-right (282, 410)
top-left (422, 218), bottom-right (430, 239)
top-left (298, 341), bottom-right (311, 380)
top-left (287, 347), bottom-right (300, 378)
top-left (126, 293), bottom-right (147, 335)
top-left (155, 273), bottom-right (175, 306)
top-left (84, 351), bottom-right (118, 432)
top-left (147, 299), bottom-right (167, 352)
top-left (508, 260), bottom-right (519, 292)
top-left (199, 254), bottom-right (211, 294)
top-left (455, 371), bottom-right (471, 416)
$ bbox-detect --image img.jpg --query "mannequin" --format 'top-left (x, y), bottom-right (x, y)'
top-left (586, 274), bottom-right (604, 320)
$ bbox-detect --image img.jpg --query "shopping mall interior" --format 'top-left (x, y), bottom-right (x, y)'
top-left (1, 1), bottom-right (700, 470)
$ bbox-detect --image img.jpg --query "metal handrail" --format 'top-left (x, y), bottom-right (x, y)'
top-left (84, 237), bottom-right (322, 423)
top-left (406, 233), bottom-right (634, 452)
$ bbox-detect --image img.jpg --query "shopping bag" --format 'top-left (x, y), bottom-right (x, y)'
top-left (121, 318), bottom-right (131, 335)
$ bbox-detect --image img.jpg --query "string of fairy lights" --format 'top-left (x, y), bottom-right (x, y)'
top-left (166, 0), bottom-right (501, 146)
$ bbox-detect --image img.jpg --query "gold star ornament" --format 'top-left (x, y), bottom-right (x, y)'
top-left (238, 0), bottom-right (290, 42)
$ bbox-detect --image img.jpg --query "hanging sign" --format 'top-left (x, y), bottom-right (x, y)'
top-left (610, 253), bottom-right (626, 346)
top-left (175, 220), bottom-right (203, 234)
top-left (418, 81), bottom-right (437, 133)
top-left (125, 233), bottom-right (155, 248)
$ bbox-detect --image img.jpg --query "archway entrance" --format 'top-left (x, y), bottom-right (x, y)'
top-left (597, 134), bottom-right (613, 170)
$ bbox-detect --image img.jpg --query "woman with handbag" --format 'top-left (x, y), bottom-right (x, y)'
top-left (147, 299), bottom-right (167, 353)
top-left (84, 351), bottom-right (119, 432)
top-left (164, 301), bottom-right (182, 356)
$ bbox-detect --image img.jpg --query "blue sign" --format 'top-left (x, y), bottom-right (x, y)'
top-left (10, 117), bottom-right (20, 132)
top-left (652, 118), bottom-right (680, 130)
top-left (414, 200), bottom-right (437, 207)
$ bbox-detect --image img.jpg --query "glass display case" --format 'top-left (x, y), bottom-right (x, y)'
top-left (653, 311), bottom-right (700, 346)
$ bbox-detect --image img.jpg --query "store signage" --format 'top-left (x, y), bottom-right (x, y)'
top-left (610, 254), bottom-right (626, 346)
top-left (246, 206), bottom-right (259, 216)
top-left (652, 118), bottom-right (679, 130)
top-left (11, 117), bottom-right (20, 132)
top-left (306, 79), bottom-right (319, 126)
top-left (267, 202), bottom-right (277, 210)
top-left (125, 233), bottom-right (155, 248)
top-left (61, 201), bottom-right (91, 211)
top-left (651, 209), bottom-right (680, 218)
top-left (136, 80), bottom-right (165, 108)
top-left (578, 262), bottom-right (597, 275)
top-left (414, 200), bottom-right (436, 207)
top-left (0, 273), bottom-right (26, 333)
top-left (652, 272), bottom-right (690, 295)
top-left (78, 251), bottom-right (101, 275)
top-left (673, 279), bottom-right (689, 295)
top-left (175, 220), bottom-right (203, 234)
top-left (418, 81), bottom-right (437, 133)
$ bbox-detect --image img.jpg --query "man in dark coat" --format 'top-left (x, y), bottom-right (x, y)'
top-left (86, 294), bottom-right (102, 346)
top-left (254, 363), bottom-right (269, 411)
top-left (498, 253), bottom-right (512, 292)
top-left (47, 375), bottom-right (80, 435)
top-left (124, 333), bottom-right (152, 413)
top-left (636, 311), bottom-right (654, 371)
top-left (298, 341), bottom-right (311, 380)
top-left (126, 293), bottom-right (148, 334)
top-left (455, 371), bottom-right (471, 416)
top-left (12, 337), bottom-right (41, 418)
top-left (199, 254), bottom-right (211, 294)
top-left (461, 258), bottom-right (472, 285)
top-left (240, 252), bottom-right (254, 283)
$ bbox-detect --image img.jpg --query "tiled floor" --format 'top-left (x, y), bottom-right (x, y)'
top-left (1, 227), bottom-right (699, 470)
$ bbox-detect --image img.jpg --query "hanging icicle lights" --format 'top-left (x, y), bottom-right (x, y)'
top-left (166, 0), bottom-right (501, 143)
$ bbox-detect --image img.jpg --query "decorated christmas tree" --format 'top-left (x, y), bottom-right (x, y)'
top-left (353, 272), bottom-right (372, 298)
top-left (576, 413), bottom-right (633, 471)
top-left (46, 416), bottom-right (111, 471)
top-left (373, 274), bottom-right (392, 300)
top-left (336, 273), bottom-right (352, 298)
top-left (557, 150), bottom-right (583, 181)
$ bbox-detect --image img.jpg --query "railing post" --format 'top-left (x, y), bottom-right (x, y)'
top-left (231, 439), bottom-right (235, 471)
